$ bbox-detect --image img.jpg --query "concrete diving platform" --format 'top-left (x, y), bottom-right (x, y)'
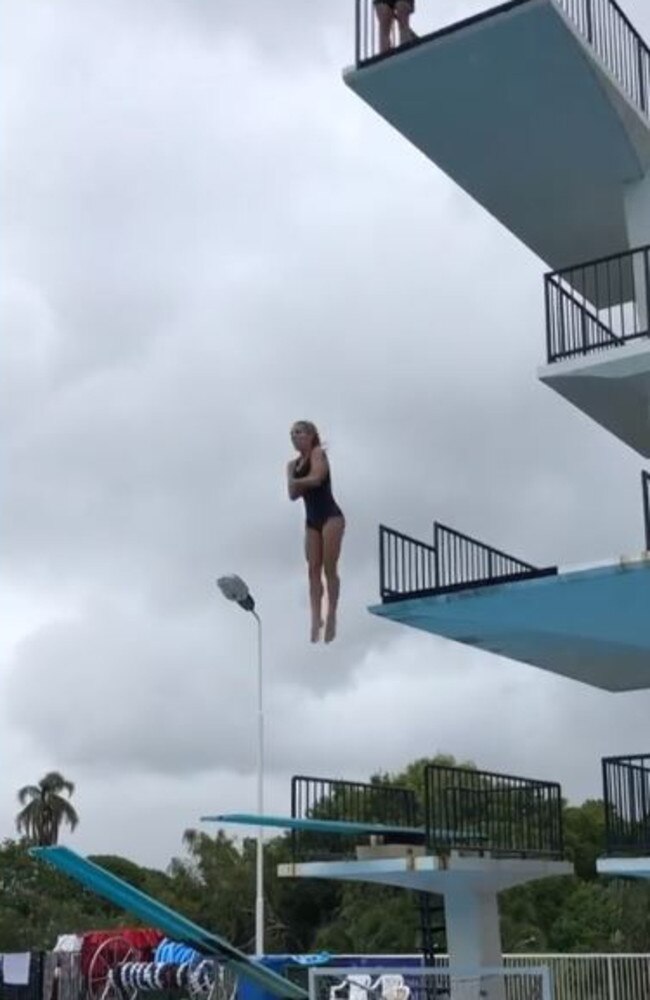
top-left (278, 852), bottom-right (572, 896)
top-left (539, 338), bottom-right (650, 457)
top-left (344, 0), bottom-right (650, 269)
top-left (371, 549), bottom-right (650, 692)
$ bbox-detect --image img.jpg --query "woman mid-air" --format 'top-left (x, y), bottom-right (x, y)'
top-left (287, 421), bottom-right (345, 643)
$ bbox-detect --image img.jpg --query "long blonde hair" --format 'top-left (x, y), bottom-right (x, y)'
top-left (293, 420), bottom-right (322, 449)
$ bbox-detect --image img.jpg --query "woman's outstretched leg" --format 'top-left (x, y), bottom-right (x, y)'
top-left (322, 516), bottom-right (345, 643)
top-left (374, 2), bottom-right (394, 53)
top-left (395, 1), bottom-right (416, 45)
top-left (305, 527), bottom-right (324, 642)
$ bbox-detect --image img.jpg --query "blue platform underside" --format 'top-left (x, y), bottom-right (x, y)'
top-left (31, 846), bottom-right (307, 1000)
top-left (370, 559), bottom-right (650, 692)
top-left (201, 813), bottom-right (425, 838)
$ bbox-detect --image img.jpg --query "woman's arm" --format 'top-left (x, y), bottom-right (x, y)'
top-left (287, 460), bottom-right (300, 501)
top-left (291, 447), bottom-right (328, 493)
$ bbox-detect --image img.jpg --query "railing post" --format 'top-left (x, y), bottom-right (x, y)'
top-left (580, 305), bottom-right (589, 354)
top-left (638, 44), bottom-right (647, 114)
top-left (585, 0), bottom-right (593, 44)
top-left (641, 470), bottom-right (650, 552)
top-left (433, 522), bottom-right (440, 589)
top-left (643, 248), bottom-right (650, 335)
top-left (606, 955), bottom-right (615, 1000)
top-left (355, 0), bottom-right (361, 66)
top-left (544, 276), bottom-right (553, 363)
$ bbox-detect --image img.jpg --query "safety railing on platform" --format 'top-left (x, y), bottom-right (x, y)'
top-left (545, 245), bottom-right (650, 363)
top-left (559, 0), bottom-right (650, 115)
top-left (354, 0), bottom-right (650, 120)
top-left (424, 764), bottom-right (564, 858)
top-left (290, 775), bottom-right (421, 862)
top-left (641, 472), bottom-right (650, 552)
top-left (379, 522), bottom-right (557, 602)
top-left (602, 753), bottom-right (650, 855)
top-left (545, 246), bottom-right (650, 364)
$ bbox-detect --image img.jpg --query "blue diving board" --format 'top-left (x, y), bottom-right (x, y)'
top-left (31, 846), bottom-right (307, 1000)
top-left (202, 813), bottom-right (425, 838)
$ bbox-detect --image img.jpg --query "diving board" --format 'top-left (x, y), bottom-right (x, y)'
top-left (31, 846), bottom-right (307, 1000)
top-left (202, 813), bottom-right (425, 839)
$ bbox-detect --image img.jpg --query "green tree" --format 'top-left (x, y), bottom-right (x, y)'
top-left (16, 772), bottom-right (79, 846)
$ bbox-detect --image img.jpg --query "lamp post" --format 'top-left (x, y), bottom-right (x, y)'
top-left (216, 574), bottom-right (264, 957)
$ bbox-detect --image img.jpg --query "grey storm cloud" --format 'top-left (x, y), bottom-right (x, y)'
top-left (3, 0), bottom-right (650, 862)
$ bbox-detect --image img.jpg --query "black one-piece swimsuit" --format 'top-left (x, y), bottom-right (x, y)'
top-left (294, 456), bottom-right (344, 532)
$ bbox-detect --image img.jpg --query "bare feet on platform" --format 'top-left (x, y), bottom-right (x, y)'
top-left (311, 617), bottom-right (324, 643)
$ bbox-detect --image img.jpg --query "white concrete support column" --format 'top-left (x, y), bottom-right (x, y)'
top-left (624, 174), bottom-right (650, 331)
top-left (443, 888), bottom-right (505, 1000)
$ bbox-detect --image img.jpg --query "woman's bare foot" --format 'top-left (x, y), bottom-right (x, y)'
top-left (311, 618), bottom-right (323, 643)
top-left (324, 613), bottom-right (337, 643)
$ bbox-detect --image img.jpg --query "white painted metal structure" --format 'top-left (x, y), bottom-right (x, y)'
top-left (279, 854), bottom-right (572, 992)
top-left (327, 956), bottom-right (650, 1000)
top-left (310, 964), bottom-right (552, 1000)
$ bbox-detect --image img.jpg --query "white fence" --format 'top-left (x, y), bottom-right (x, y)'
top-left (310, 965), bottom-right (552, 1000)
top-left (327, 955), bottom-right (650, 1000)
top-left (503, 955), bottom-right (650, 1000)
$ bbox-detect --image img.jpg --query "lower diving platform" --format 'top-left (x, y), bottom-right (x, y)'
top-left (208, 769), bottom-right (572, 999)
top-left (372, 515), bottom-right (650, 692)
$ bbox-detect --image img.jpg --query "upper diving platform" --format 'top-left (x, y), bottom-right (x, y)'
top-left (371, 499), bottom-right (650, 692)
top-left (344, 0), bottom-right (650, 269)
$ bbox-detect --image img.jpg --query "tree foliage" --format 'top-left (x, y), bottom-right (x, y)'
top-left (3, 755), bottom-right (650, 955)
top-left (16, 772), bottom-right (79, 847)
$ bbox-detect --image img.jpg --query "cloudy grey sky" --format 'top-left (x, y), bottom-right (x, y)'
top-left (3, 0), bottom-right (650, 870)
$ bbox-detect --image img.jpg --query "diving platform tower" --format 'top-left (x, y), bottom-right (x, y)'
top-left (209, 768), bottom-right (572, 1000)
top-left (345, 0), bottom-right (650, 455)
top-left (345, 0), bottom-right (650, 690)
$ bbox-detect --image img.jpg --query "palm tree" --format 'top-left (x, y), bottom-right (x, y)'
top-left (16, 771), bottom-right (79, 846)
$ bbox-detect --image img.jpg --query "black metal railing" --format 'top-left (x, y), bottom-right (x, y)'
top-left (602, 754), bottom-right (650, 855)
top-left (558, 0), bottom-right (650, 115)
top-left (354, 0), bottom-right (650, 120)
top-left (545, 245), bottom-right (650, 363)
top-left (380, 521), bottom-right (557, 602)
top-left (641, 472), bottom-right (650, 552)
top-left (424, 764), bottom-right (564, 857)
top-left (290, 775), bottom-right (421, 861)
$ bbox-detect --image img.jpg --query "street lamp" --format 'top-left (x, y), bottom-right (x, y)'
top-left (216, 574), bottom-right (264, 957)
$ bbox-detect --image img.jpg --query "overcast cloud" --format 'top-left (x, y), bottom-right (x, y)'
top-left (3, 0), bottom-right (650, 869)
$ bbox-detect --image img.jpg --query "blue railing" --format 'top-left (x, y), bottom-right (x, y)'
top-left (354, 0), bottom-right (650, 119)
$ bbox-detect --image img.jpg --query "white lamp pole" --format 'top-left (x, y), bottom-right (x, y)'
top-left (216, 574), bottom-right (264, 957)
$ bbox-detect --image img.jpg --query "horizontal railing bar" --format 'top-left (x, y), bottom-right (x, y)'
top-left (546, 243), bottom-right (650, 280)
top-left (435, 521), bottom-right (537, 570)
top-left (546, 280), bottom-right (625, 345)
top-left (428, 763), bottom-right (561, 787)
top-left (380, 566), bottom-right (559, 602)
top-left (379, 523), bottom-right (437, 554)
